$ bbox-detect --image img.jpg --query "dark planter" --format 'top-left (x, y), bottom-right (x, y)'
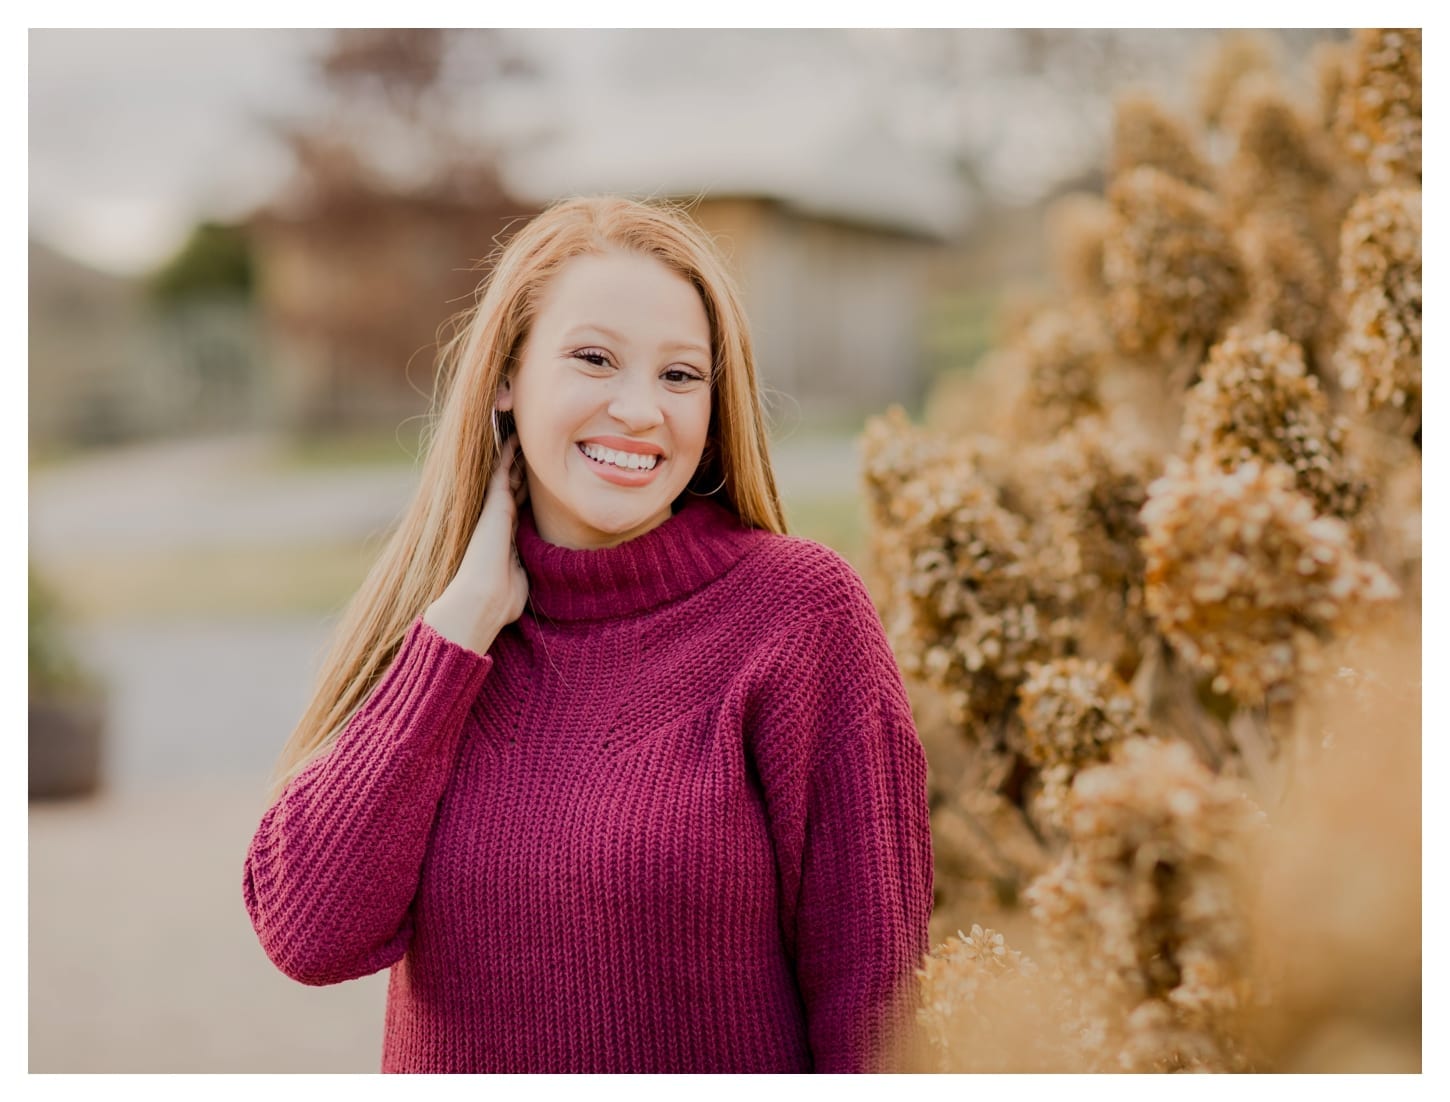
top-left (29, 688), bottom-right (107, 800)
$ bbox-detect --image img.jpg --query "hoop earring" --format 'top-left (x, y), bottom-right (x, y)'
top-left (492, 407), bottom-right (514, 456)
top-left (687, 469), bottom-right (727, 496)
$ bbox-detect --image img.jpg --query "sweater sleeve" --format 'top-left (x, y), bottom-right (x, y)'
top-left (746, 569), bottom-right (935, 1074)
top-left (242, 615), bottom-right (494, 986)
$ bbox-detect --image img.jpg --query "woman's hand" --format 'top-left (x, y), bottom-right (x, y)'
top-left (423, 433), bottom-right (530, 655)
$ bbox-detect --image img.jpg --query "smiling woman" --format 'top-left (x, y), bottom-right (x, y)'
top-left (497, 248), bottom-right (716, 549)
top-left (244, 195), bottom-right (933, 1074)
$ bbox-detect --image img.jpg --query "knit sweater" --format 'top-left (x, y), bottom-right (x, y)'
top-left (242, 493), bottom-right (934, 1073)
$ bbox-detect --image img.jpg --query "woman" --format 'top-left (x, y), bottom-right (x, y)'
top-left (242, 195), bottom-right (934, 1074)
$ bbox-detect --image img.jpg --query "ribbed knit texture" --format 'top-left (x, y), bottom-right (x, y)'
top-left (243, 493), bottom-right (934, 1073)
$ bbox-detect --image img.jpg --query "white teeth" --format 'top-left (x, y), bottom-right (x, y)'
top-left (580, 442), bottom-right (658, 470)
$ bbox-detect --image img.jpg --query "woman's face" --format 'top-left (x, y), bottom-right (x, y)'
top-left (498, 249), bottom-right (715, 550)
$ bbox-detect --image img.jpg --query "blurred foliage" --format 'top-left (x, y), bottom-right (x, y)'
top-left (29, 563), bottom-right (103, 694)
top-left (145, 221), bottom-right (254, 307)
top-left (267, 428), bottom-right (428, 472)
top-left (923, 290), bottom-right (1001, 380)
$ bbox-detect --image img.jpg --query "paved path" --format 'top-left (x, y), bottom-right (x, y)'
top-left (30, 782), bottom-right (388, 1073)
top-left (29, 428), bottom-right (864, 556)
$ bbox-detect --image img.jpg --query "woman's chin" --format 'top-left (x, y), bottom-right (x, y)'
top-left (571, 493), bottom-right (676, 539)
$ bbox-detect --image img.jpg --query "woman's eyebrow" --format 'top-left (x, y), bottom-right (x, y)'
top-left (563, 323), bottom-right (709, 356)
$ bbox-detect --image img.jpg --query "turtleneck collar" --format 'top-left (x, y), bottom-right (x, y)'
top-left (514, 495), bottom-right (768, 622)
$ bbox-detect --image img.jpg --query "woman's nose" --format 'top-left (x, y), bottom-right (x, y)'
top-left (606, 371), bottom-right (665, 428)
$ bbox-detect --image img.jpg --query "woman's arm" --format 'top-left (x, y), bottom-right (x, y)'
top-left (747, 571), bottom-right (935, 1073)
top-left (242, 615), bottom-right (494, 986)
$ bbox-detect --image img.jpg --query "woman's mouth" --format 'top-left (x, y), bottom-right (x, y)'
top-left (576, 441), bottom-right (664, 486)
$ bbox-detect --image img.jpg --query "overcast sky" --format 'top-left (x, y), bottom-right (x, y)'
top-left (29, 29), bottom-right (336, 274)
top-left (30, 29), bottom-right (960, 274)
top-left (28, 27), bottom-right (1339, 277)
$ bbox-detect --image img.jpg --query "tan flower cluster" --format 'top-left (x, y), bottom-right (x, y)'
top-left (1333, 28), bottom-right (1422, 186)
top-left (1334, 187), bottom-right (1421, 438)
top-left (912, 924), bottom-right (1091, 1072)
top-left (1179, 328), bottom-right (1370, 526)
top-left (1193, 31), bottom-right (1279, 131)
top-left (1218, 78), bottom-right (1342, 258)
top-left (1140, 454), bottom-right (1400, 706)
top-left (1025, 737), bottom-right (1263, 1071)
top-left (1001, 304), bottom-right (1107, 441)
top-left (1235, 617), bottom-right (1421, 1071)
top-left (1044, 192), bottom-right (1113, 302)
top-left (1110, 89), bottom-right (1215, 191)
top-left (1018, 415), bottom-right (1155, 676)
top-left (1103, 166), bottom-right (1249, 363)
top-left (1232, 212), bottom-right (1329, 357)
top-left (860, 407), bottom-right (1073, 733)
top-left (1014, 657), bottom-right (1149, 838)
top-left (1016, 658), bottom-right (1147, 770)
top-left (1309, 40), bottom-right (1352, 132)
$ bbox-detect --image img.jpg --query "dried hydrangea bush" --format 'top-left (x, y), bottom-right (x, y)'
top-left (1333, 187), bottom-right (1421, 440)
top-left (1110, 88), bottom-right (1215, 191)
top-left (911, 924), bottom-right (1104, 1072)
top-left (999, 304), bottom-right (1109, 442)
top-left (873, 28), bottom-right (1422, 1073)
top-left (1044, 191), bottom-right (1113, 302)
top-left (1234, 619), bottom-right (1421, 1071)
top-left (1233, 211), bottom-right (1329, 358)
top-left (1192, 30), bottom-right (1280, 132)
top-left (1140, 455), bottom-right (1399, 708)
top-left (1013, 657), bottom-right (1149, 839)
top-left (1178, 327), bottom-right (1370, 529)
top-left (1333, 28), bottom-right (1421, 187)
top-left (1217, 77), bottom-right (1346, 265)
top-left (1024, 738), bottom-right (1265, 1071)
top-left (860, 408), bottom-right (1073, 733)
top-left (1015, 414), bottom-right (1155, 678)
top-left (1103, 166), bottom-right (1248, 366)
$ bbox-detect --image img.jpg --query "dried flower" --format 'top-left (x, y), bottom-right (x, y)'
top-left (1110, 88), bottom-right (1215, 191)
top-left (1179, 327), bottom-right (1370, 525)
top-left (1219, 76), bottom-right (1342, 256)
top-left (1017, 658), bottom-right (1148, 771)
top-left (1334, 187), bottom-right (1421, 438)
top-left (1000, 304), bottom-right (1108, 442)
top-left (1309, 40), bottom-right (1352, 132)
top-left (1103, 167), bottom-right (1249, 363)
top-left (913, 924), bottom-right (1094, 1072)
top-left (1233, 211), bottom-right (1329, 355)
top-left (860, 407), bottom-right (1073, 733)
top-left (1025, 737), bottom-right (1263, 1071)
top-left (1045, 191), bottom-right (1114, 302)
top-left (1140, 454), bottom-right (1400, 706)
top-left (1333, 28), bottom-right (1421, 186)
top-left (1015, 657), bottom-right (1150, 839)
top-left (1193, 31), bottom-right (1280, 131)
top-left (1018, 416), bottom-right (1156, 676)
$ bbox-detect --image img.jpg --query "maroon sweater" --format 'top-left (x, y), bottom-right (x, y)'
top-left (243, 494), bottom-right (933, 1072)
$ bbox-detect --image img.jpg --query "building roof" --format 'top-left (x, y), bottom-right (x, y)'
top-left (495, 89), bottom-right (975, 242)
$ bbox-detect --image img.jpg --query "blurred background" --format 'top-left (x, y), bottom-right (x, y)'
top-left (28, 27), bottom-right (1348, 1072)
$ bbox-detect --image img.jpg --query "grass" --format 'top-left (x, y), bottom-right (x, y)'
top-left (44, 542), bottom-right (382, 624)
top-left (781, 493), bottom-right (869, 569)
top-left (263, 427), bottom-right (428, 472)
top-left (48, 490), bottom-right (871, 625)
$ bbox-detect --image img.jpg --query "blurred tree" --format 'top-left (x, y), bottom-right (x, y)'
top-left (145, 220), bottom-right (254, 307)
top-left (244, 29), bottom-right (542, 430)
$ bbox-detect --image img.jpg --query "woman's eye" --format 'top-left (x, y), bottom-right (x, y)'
top-left (575, 351), bottom-right (703, 385)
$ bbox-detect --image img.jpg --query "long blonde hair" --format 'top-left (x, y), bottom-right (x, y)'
top-left (264, 195), bottom-right (790, 807)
